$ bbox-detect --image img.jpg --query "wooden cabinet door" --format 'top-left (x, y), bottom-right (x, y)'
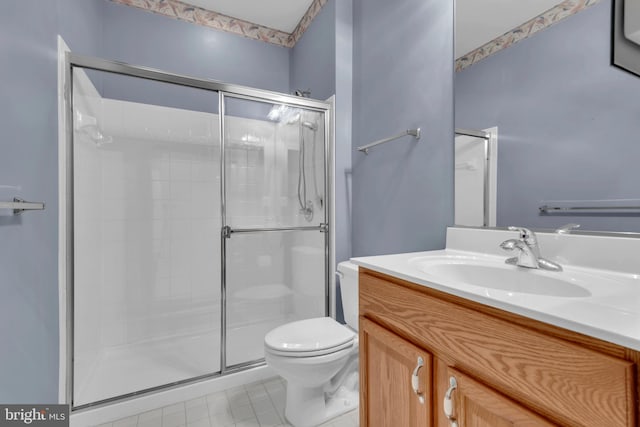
top-left (438, 366), bottom-right (557, 427)
top-left (360, 317), bottom-right (432, 427)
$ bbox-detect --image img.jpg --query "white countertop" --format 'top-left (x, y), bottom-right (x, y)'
top-left (352, 227), bottom-right (640, 351)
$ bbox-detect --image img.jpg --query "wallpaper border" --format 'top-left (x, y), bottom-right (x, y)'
top-left (109, 0), bottom-right (328, 48)
top-left (456, 0), bottom-right (601, 72)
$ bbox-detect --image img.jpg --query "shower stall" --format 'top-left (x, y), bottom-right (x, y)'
top-left (64, 53), bottom-right (332, 409)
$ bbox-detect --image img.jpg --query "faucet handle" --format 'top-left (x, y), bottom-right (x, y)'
top-left (556, 223), bottom-right (580, 234)
top-left (499, 239), bottom-right (519, 251)
top-left (507, 226), bottom-right (535, 241)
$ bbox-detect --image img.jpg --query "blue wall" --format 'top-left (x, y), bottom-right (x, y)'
top-left (290, 1), bottom-right (337, 101)
top-left (455, 0), bottom-right (640, 232)
top-left (334, 0), bottom-right (354, 265)
top-left (351, 0), bottom-right (454, 256)
top-left (0, 0), bottom-right (59, 404)
top-left (0, 0), bottom-right (104, 403)
top-left (100, 1), bottom-right (291, 95)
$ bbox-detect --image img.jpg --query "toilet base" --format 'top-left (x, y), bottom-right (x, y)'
top-left (284, 372), bottom-right (359, 427)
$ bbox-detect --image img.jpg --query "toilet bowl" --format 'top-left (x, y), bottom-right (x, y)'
top-left (264, 261), bottom-right (359, 427)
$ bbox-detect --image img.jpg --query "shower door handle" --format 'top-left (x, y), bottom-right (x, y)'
top-left (443, 376), bottom-right (458, 427)
top-left (411, 356), bottom-right (425, 404)
top-left (223, 225), bottom-right (325, 238)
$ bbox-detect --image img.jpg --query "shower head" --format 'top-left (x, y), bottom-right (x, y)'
top-left (294, 89), bottom-right (312, 98)
top-left (301, 121), bottom-right (318, 131)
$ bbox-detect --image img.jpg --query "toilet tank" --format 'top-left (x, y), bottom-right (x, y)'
top-left (337, 261), bottom-right (359, 331)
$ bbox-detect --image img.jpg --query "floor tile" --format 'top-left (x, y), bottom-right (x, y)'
top-left (112, 416), bottom-right (137, 427)
top-left (249, 396), bottom-right (275, 414)
top-left (163, 402), bottom-right (186, 416)
top-left (255, 408), bottom-right (281, 427)
top-left (103, 376), bottom-right (358, 427)
top-left (230, 403), bottom-right (255, 421)
top-left (187, 418), bottom-right (212, 427)
top-left (163, 410), bottom-right (187, 427)
top-left (234, 418), bottom-right (260, 427)
top-left (207, 397), bottom-right (230, 415)
top-left (138, 408), bottom-right (162, 422)
top-left (209, 409), bottom-right (234, 427)
top-left (138, 418), bottom-right (163, 427)
top-left (186, 404), bottom-right (209, 423)
top-left (185, 397), bottom-right (207, 409)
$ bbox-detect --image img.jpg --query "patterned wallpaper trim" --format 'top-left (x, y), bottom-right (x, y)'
top-left (456, 0), bottom-right (601, 72)
top-left (290, 0), bottom-right (329, 46)
top-left (109, 0), bottom-right (328, 48)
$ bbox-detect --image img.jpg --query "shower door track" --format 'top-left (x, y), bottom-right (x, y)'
top-left (64, 53), bottom-right (333, 411)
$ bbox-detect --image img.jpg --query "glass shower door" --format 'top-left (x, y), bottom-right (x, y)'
top-left (222, 95), bottom-right (328, 368)
top-left (72, 68), bottom-right (221, 406)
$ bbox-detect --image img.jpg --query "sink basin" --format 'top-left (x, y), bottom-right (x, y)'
top-left (409, 256), bottom-right (592, 298)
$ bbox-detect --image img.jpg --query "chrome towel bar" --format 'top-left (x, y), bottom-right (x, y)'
top-left (540, 205), bottom-right (640, 213)
top-left (357, 128), bottom-right (421, 154)
top-left (540, 199), bottom-right (640, 214)
top-left (455, 127), bottom-right (490, 140)
top-left (0, 197), bottom-right (45, 215)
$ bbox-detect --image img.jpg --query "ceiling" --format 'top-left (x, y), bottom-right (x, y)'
top-left (181, 0), bottom-right (315, 33)
top-left (456, 0), bottom-right (563, 58)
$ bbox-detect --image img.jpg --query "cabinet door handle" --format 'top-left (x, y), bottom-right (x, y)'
top-left (410, 356), bottom-right (425, 404)
top-left (443, 376), bottom-right (458, 427)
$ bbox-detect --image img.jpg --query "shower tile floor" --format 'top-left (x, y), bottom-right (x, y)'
top-left (96, 377), bottom-right (359, 427)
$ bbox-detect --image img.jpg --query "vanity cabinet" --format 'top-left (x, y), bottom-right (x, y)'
top-left (437, 364), bottom-right (556, 427)
top-left (361, 317), bottom-right (432, 426)
top-left (359, 268), bottom-right (638, 427)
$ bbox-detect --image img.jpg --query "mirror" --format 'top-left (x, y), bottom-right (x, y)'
top-left (454, 0), bottom-right (640, 234)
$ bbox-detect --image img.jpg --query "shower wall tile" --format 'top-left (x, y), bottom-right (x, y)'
top-left (224, 113), bottom-right (325, 229)
top-left (151, 158), bottom-right (172, 181)
top-left (170, 159), bottom-right (192, 181)
top-left (152, 181), bottom-right (171, 200)
top-left (101, 319), bottom-right (126, 348)
top-left (75, 95), bottom-right (223, 370)
top-left (192, 161), bottom-right (218, 182)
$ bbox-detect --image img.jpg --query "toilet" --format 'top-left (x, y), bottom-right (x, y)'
top-left (264, 261), bottom-right (359, 427)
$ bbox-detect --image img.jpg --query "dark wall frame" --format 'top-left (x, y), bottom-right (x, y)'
top-left (613, 0), bottom-right (640, 77)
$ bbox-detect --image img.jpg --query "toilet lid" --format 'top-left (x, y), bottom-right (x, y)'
top-left (264, 317), bottom-right (355, 355)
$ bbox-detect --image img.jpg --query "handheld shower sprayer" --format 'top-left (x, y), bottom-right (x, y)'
top-left (297, 114), bottom-right (322, 222)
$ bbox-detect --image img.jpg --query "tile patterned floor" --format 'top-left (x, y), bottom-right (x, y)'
top-left (96, 377), bottom-right (359, 427)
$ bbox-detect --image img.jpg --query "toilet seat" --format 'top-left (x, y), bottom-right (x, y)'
top-left (265, 317), bottom-right (355, 358)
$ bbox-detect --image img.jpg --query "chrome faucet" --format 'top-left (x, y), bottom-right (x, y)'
top-left (500, 226), bottom-right (563, 272)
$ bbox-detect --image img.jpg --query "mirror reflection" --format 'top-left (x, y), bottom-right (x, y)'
top-left (454, 0), bottom-right (640, 233)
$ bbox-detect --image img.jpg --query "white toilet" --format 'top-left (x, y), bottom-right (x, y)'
top-left (264, 261), bottom-right (359, 427)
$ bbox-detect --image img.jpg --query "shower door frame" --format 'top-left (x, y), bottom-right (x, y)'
top-left (62, 52), bottom-right (333, 410)
top-left (219, 92), bottom-right (332, 372)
